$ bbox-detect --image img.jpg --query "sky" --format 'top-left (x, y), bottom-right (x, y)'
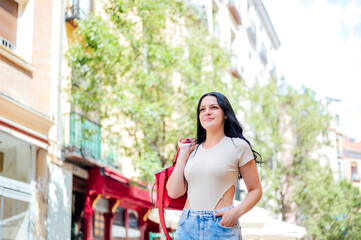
top-left (263, 0), bottom-right (361, 139)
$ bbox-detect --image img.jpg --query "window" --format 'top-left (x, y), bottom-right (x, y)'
top-left (228, 0), bottom-right (242, 25)
top-left (112, 207), bottom-right (126, 240)
top-left (351, 164), bottom-right (359, 181)
top-left (260, 44), bottom-right (268, 65)
top-left (336, 138), bottom-right (340, 155)
top-left (0, 131), bottom-right (32, 183)
top-left (128, 210), bottom-right (140, 240)
top-left (0, 196), bottom-right (30, 239)
top-left (0, 0), bottom-right (34, 66)
top-left (0, 131), bottom-right (34, 240)
top-left (112, 207), bottom-right (140, 240)
top-left (0, 0), bottom-right (18, 50)
top-left (212, 4), bottom-right (220, 39)
top-left (93, 210), bottom-right (105, 240)
top-left (337, 161), bottom-right (343, 180)
top-left (335, 114), bottom-right (340, 126)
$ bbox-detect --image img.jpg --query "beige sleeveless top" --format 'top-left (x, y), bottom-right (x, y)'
top-left (184, 136), bottom-right (254, 210)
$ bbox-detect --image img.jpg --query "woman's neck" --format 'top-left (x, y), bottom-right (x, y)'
top-left (203, 131), bottom-right (226, 148)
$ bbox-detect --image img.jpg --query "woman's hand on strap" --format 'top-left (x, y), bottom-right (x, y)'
top-left (178, 137), bottom-right (196, 155)
top-left (215, 208), bottom-right (239, 227)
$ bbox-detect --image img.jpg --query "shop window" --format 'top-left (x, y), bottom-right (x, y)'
top-left (0, 195), bottom-right (30, 239)
top-left (93, 210), bottom-right (105, 240)
top-left (112, 207), bottom-right (126, 240)
top-left (128, 209), bottom-right (140, 240)
top-left (0, 132), bottom-right (32, 183)
top-left (112, 207), bottom-right (140, 240)
top-left (0, 131), bottom-right (34, 239)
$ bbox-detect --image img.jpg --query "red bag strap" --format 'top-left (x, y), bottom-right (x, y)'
top-left (158, 171), bottom-right (173, 240)
top-left (172, 148), bottom-right (180, 165)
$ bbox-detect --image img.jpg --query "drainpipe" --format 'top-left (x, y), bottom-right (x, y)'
top-left (57, 0), bottom-right (65, 159)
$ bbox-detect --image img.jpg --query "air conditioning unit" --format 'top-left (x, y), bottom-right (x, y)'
top-left (0, 36), bottom-right (16, 51)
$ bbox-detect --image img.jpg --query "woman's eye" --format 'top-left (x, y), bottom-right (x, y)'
top-left (200, 108), bottom-right (205, 112)
top-left (212, 106), bottom-right (217, 109)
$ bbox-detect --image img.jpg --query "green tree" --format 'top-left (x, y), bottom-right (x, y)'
top-left (246, 78), bottom-right (361, 239)
top-left (66, 0), bottom-right (241, 181)
top-left (295, 163), bottom-right (361, 239)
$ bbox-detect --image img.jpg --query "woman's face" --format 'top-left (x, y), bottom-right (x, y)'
top-left (199, 96), bottom-right (226, 132)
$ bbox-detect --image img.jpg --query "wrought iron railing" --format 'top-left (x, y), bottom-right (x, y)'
top-left (65, 0), bottom-right (92, 22)
top-left (69, 112), bottom-right (101, 160)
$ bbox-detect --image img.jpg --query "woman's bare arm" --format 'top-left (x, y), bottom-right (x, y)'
top-left (166, 138), bottom-right (195, 199)
top-left (216, 160), bottom-right (262, 227)
top-left (234, 160), bottom-right (263, 217)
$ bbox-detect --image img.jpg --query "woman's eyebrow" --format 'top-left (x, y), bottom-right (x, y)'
top-left (200, 103), bottom-right (219, 108)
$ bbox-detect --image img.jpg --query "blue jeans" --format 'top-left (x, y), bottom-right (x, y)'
top-left (174, 206), bottom-right (242, 240)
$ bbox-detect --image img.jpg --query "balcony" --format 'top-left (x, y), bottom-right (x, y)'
top-left (65, 0), bottom-right (93, 26)
top-left (62, 112), bottom-right (116, 168)
top-left (228, 0), bottom-right (242, 25)
top-left (231, 54), bottom-right (241, 79)
top-left (0, 36), bottom-right (16, 51)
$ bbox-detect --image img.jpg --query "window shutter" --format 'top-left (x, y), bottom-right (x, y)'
top-left (0, 0), bottom-right (18, 45)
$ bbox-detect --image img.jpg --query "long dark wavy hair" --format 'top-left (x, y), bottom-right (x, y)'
top-left (195, 92), bottom-right (262, 164)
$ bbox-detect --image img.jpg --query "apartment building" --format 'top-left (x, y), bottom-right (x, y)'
top-left (341, 137), bottom-right (361, 191)
top-left (0, 0), bottom-right (58, 239)
top-left (322, 97), bottom-right (361, 193)
top-left (190, 0), bottom-right (280, 85)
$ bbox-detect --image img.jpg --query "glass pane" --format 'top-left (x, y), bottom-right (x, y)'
top-left (0, 196), bottom-right (29, 240)
top-left (0, 132), bottom-right (32, 183)
top-left (112, 207), bottom-right (126, 240)
top-left (128, 210), bottom-right (140, 240)
top-left (93, 210), bottom-right (105, 240)
top-left (111, 225), bottom-right (126, 240)
top-left (113, 207), bottom-right (125, 227)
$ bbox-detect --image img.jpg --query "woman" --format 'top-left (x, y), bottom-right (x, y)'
top-left (166, 92), bottom-right (262, 239)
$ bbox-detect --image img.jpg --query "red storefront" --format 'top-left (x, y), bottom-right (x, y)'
top-left (83, 167), bottom-right (153, 240)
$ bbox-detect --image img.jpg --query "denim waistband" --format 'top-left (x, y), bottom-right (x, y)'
top-left (182, 206), bottom-right (234, 220)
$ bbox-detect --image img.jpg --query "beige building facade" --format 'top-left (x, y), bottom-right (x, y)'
top-left (0, 0), bottom-right (60, 239)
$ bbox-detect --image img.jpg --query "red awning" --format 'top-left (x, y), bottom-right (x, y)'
top-left (87, 168), bottom-right (153, 211)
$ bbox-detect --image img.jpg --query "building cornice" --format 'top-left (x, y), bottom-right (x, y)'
top-left (0, 92), bottom-right (54, 137)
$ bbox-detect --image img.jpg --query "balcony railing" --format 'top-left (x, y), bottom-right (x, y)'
top-left (63, 112), bottom-right (116, 168)
top-left (69, 112), bottom-right (101, 160)
top-left (65, 0), bottom-right (92, 23)
top-left (0, 36), bottom-right (16, 51)
top-left (228, 0), bottom-right (242, 25)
